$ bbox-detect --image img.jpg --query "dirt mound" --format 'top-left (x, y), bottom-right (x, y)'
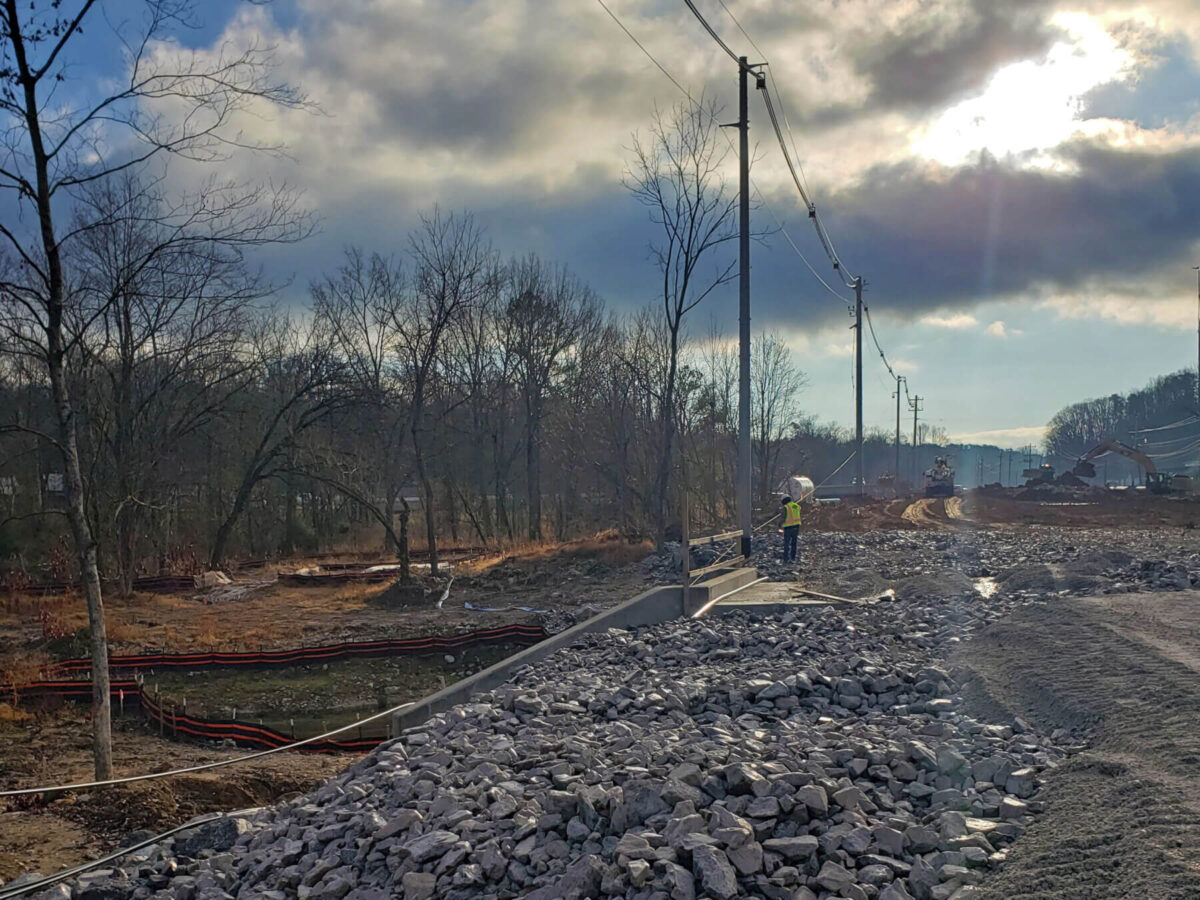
top-left (370, 575), bottom-right (445, 608)
top-left (954, 593), bottom-right (1200, 899)
top-left (826, 568), bottom-right (893, 599)
top-left (58, 768), bottom-right (335, 840)
top-left (1064, 549), bottom-right (1136, 576)
top-left (997, 563), bottom-right (1103, 595)
top-left (892, 570), bottom-right (977, 600)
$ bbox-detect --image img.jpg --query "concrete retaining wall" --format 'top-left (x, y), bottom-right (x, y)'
top-left (392, 568), bottom-right (759, 733)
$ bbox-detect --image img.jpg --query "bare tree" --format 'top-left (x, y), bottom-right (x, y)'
top-left (624, 97), bottom-right (737, 545)
top-left (207, 310), bottom-right (343, 568)
top-left (751, 331), bottom-right (807, 504)
top-left (74, 174), bottom-right (302, 596)
top-left (501, 255), bottom-right (600, 540)
top-left (310, 249), bottom-right (412, 567)
top-left (400, 209), bottom-right (495, 575)
top-left (0, 0), bottom-right (307, 778)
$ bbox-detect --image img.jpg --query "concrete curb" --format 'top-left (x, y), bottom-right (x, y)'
top-left (392, 568), bottom-right (761, 733)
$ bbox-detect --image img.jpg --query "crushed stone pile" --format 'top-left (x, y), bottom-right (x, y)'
top-left (45, 589), bottom-right (1074, 900)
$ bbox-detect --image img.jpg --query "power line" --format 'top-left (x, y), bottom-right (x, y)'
top-left (604, 0), bottom-right (899, 413)
top-left (594, 0), bottom-right (849, 304)
top-left (713, 0), bottom-right (811, 197)
top-left (862, 303), bottom-right (897, 379)
top-left (595, 0), bottom-right (697, 102)
top-left (682, 0), bottom-right (742, 65)
top-left (678, 0), bottom-right (857, 285)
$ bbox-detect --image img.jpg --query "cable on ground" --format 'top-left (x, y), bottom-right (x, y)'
top-left (0, 700), bottom-right (414, 799)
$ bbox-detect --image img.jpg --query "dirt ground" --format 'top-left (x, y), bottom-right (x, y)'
top-left (0, 535), bottom-right (654, 883)
top-left (0, 707), bottom-right (350, 883)
top-left (0, 535), bottom-right (654, 662)
top-left (8, 512), bottom-right (1200, 888)
top-left (955, 592), bottom-right (1200, 899)
top-left (804, 487), bottom-right (1200, 531)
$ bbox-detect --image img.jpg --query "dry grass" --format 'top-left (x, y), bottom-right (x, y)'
top-left (0, 701), bottom-right (31, 722)
top-left (457, 530), bottom-right (652, 575)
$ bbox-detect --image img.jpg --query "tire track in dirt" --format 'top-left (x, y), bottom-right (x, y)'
top-left (955, 593), bottom-right (1200, 899)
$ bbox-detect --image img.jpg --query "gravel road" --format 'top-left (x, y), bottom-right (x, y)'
top-left (955, 591), bottom-right (1200, 899)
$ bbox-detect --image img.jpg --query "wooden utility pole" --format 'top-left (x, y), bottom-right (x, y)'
top-left (893, 376), bottom-right (906, 490)
top-left (909, 395), bottom-right (924, 484)
top-left (1194, 265), bottom-right (1199, 411)
top-left (736, 56), bottom-right (755, 559)
top-left (854, 276), bottom-right (864, 496)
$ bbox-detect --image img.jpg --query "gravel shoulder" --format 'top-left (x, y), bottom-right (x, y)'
top-left (954, 592), bottom-right (1200, 899)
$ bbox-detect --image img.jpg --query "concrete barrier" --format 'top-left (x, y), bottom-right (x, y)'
top-left (392, 567), bottom-right (761, 733)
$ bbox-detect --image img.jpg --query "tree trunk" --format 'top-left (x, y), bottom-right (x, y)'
top-left (526, 419), bottom-right (542, 541)
top-left (413, 431), bottom-right (438, 575)
top-left (13, 3), bottom-right (113, 777)
top-left (654, 332), bottom-right (680, 548)
top-left (283, 464), bottom-right (296, 555)
top-left (116, 503), bottom-right (137, 599)
top-left (209, 474), bottom-right (258, 569)
top-left (396, 503), bottom-right (410, 579)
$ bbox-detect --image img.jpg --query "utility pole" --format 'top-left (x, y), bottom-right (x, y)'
top-left (909, 395), bottom-right (924, 484)
top-left (1193, 266), bottom-right (1199, 411)
top-left (854, 276), bottom-right (864, 496)
top-left (735, 56), bottom-right (762, 560)
top-left (893, 375), bottom-right (905, 491)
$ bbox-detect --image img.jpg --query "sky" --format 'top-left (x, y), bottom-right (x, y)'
top-left (39, 0), bottom-right (1200, 448)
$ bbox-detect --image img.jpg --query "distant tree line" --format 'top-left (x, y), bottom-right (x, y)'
top-left (0, 193), bottom-right (823, 585)
top-left (1044, 369), bottom-right (1199, 479)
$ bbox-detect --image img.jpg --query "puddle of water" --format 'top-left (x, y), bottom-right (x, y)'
top-left (152, 644), bottom-right (520, 740)
top-left (974, 577), bottom-right (998, 599)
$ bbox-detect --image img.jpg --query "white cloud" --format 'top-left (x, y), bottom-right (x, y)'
top-left (911, 12), bottom-right (1136, 166)
top-left (952, 425), bottom-right (1048, 448)
top-left (985, 319), bottom-right (1024, 337)
top-left (921, 313), bottom-right (979, 329)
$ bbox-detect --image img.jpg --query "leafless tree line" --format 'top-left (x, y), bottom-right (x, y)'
top-left (0, 2), bottom-right (810, 778)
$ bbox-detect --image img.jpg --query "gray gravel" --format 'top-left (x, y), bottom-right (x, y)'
top-left (43, 578), bottom-right (1079, 900)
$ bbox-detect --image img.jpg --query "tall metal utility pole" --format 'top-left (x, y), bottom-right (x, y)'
top-left (854, 276), bottom-right (864, 495)
top-left (735, 56), bottom-right (759, 560)
top-left (893, 375), bottom-right (906, 490)
top-left (910, 395), bottom-right (924, 484)
top-left (1193, 266), bottom-right (1199, 411)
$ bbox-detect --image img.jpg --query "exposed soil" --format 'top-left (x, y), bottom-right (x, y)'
top-left (954, 592), bottom-right (1200, 898)
top-left (803, 488), bottom-right (1200, 532)
top-left (0, 535), bottom-right (654, 664)
top-left (0, 708), bottom-right (349, 883)
top-left (151, 643), bottom-right (521, 735)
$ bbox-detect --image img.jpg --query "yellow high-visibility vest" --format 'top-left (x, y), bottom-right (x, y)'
top-left (783, 501), bottom-right (802, 527)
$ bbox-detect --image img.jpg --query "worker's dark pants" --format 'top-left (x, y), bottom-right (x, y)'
top-left (783, 525), bottom-right (799, 562)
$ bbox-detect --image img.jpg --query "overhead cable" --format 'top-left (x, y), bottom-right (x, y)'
top-left (0, 700), bottom-right (414, 798)
top-left (681, 0), bottom-right (742, 65)
top-left (594, 0), bottom-right (850, 303)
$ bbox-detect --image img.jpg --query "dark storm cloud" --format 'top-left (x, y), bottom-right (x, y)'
top-left (852, 0), bottom-right (1058, 114)
top-left (805, 140), bottom-right (1200, 318)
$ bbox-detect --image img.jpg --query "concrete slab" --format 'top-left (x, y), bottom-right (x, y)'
top-left (709, 579), bottom-right (860, 615)
top-left (392, 568), bottom-right (762, 734)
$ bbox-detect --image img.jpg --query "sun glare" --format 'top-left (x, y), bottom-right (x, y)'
top-left (912, 13), bottom-right (1133, 166)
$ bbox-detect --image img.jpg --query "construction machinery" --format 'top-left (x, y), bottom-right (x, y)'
top-left (775, 475), bottom-right (815, 503)
top-left (1022, 464), bottom-right (1056, 485)
top-left (1070, 439), bottom-right (1181, 494)
top-left (924, 456), bottom-right (955, 498)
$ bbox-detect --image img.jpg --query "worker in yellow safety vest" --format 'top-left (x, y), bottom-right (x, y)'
top-left (781, 495), bottom-right (802, 562)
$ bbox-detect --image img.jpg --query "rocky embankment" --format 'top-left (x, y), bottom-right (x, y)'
top-left (42, 584), bottom-right (1074, 900)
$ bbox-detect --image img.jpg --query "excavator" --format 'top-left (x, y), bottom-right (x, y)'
top-left (1070, 439), bottom-right (1191, 494)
